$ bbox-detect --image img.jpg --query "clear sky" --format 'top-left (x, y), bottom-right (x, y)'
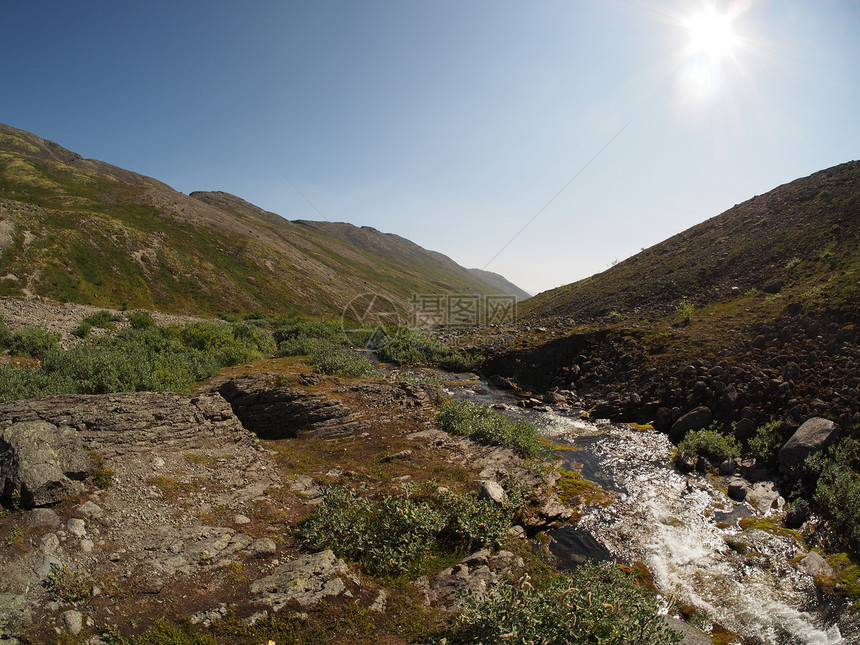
top-left (2, 1), bottom-right (858, 295)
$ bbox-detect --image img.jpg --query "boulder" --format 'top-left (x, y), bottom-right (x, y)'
top-left (478, 480), bottom-right (507, 505)
top-left (799, 552), bottom-right (834, 579)
top-left (249, 550), bottom-right (357, 610)
top-left (778, 417), bottom-right (839, 478)
top-left (785, 499), bottom-right (810, 528)
top-left (727, 478), bottom-right (748, 502)
top-left (669, 406), bottom-right (712, 443)
top-left (0, 421), bottom-right (90, 507)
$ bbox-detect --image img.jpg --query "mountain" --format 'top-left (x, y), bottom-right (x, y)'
top-left (0, 123), bottom-right (527, 317)
top-left (522, 161), bottom-right (860, 325)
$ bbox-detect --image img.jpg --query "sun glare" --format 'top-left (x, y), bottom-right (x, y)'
top-left (685, 6), bottom-right (738, 60)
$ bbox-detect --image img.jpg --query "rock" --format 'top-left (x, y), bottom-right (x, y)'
top-left (728, 478), bottom-right (748, 502)
top-left (216, 375), bottom-right (356, 439)
top-left (508, 525), bottom-right (526, 539)
top-left (0, 593), bottom-right (31, 636)
top-left (478, 480), bottom-right (506, 505)
top-left (418, 549), bottom-right (522, 608)
top-left (61, 609), bottom-right (83, 635)
top-left (29, 508), bottom-right (60, 528)
top-left (77, 501), bottom-right (103, 518)
top-left (0, 421), bottom-right (90, 507)
top-left (664, 616), bottom-right (712, 645)
top-left (748, 481), bottom-right (783, 515)
top-left (543, 391), bottom-right (566, 404)
top-left (669, 406), bottom-right (712, 443)
top-left (232, 514), bottom-right (251, 525)
top-left (250, 550), bottom-right (356, 610)
top-left (246, 538), bottom-right (277, 559)
top-left (40, 533), bottom-right (60, 555)
top-left (488, 375), bottom-right (517, 391)
top-left (778, 417), bottom-right (839, 478)
top-left (799, 552), bottom-right (834, 578)
top-left (675, 453), bottom-right (696, 473)
top-left (380, 449), bottom-right (413, 462)
top-left (785, 499), bottom-right (810, 528)
top-left (719, 459), bottom-right (738, 475)
top-left (762, 279), bottom-right (783, 294)
top-left (369, 590), bottom-right (387, 613)
top-left (66, 518), bottom-right (87, 538)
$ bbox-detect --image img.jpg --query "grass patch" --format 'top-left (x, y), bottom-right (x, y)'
top-left (435, 400), bottom-right (551, 459)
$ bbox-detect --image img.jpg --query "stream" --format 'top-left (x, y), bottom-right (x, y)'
top-left (440, 375), bottom-right (857, 645)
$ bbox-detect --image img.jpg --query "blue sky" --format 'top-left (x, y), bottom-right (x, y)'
top-left (2, 1), bottom-right (858, 295)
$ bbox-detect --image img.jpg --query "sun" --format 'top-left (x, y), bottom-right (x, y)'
top-left (684, 5), bottom-right (738, 60)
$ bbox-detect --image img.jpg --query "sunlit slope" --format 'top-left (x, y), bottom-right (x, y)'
top-left (523, 161), bottom-right (860, 325)
top-left (0, 123), bottom-right (527, 316)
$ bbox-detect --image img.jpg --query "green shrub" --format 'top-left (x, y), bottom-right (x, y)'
top-left (675, 299), bottom-right (694, 325)
top-left (376, 329), bottom-right (449, 366)
top-left (308, 343), bottom-right (378, 377)
top-left (438, 351), bottom-right (482, 373)
top-left (446, 562), bottom-right (681, 644)
top-left (82, 309), bottom-right (122, 330)
top-left (747, 419), bottom-right (783, 465)
top-left (677, 424), bottom-right (740, 463)
top-left (813, 440), bottom-right (860, 552)
top-left (299, 483), bottom-right (519, 578)
top-left (127, 310), bottom-right (157, 330)
top-left (436, 400), bottom-right (550, 459)
top-left (0, 317), bottom-right (12, 349)
top-left (9, 327), bottom-right (60, 359)
top-left (73, 320), bottom-right (92, 338)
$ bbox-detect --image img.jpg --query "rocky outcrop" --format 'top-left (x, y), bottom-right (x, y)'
top-left (778, 417), bottom-right (839, 478)
top-left (217, 374), bottom-right (357, 438)
top-left (0, 392), bottom-right (253, 458)
top-left (0, 421), bottom-right (92, 507)
top-left (416, 548), bottom-right (524, 608)
top-left (249, 550), bottom-right (358, 610)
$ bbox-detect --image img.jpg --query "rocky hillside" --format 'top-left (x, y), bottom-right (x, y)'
top-left (481, 161), bottom-right (860, 435)
top-left (523, 160), bottom-right (860, 324)
top-left (0, 123), bottom-right (527, 317)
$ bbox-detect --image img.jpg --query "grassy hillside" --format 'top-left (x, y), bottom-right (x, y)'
top-left (0, 123), bottom-right (527, 317)
top-left (524, 160), bottom-right (860, 328)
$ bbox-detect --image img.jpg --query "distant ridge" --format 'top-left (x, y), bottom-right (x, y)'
top-left (0, 123), bottom-right (527, 316)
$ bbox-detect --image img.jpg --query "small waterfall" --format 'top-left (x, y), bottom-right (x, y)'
top-left (535, 411), bottom-right (849, 645)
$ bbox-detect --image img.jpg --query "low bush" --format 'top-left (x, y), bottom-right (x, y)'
top-left (81, 309), bottom-right (123, 330)
top-left (307, 342), bottom-right (378, 378)
top-left (376, 329), bottom-right (448, 366)
top-left (746, 419), bottom-right (784, 465)
top-left (0, 321), bottom-right (276, 401)
top-left (8, 327), bottom-right (60, 359)
top-left (127, 310), bottom-right (157, 330)
top-left (436, 400), bottom-right (550, 459)
top-left (299, 483), bottom-right (519, 578)
top-left (446, 562), bottom-right (681, 644)
top-left (73, 320), bottom-right (92, 338)
top-left (812, 440), bottom-right (860, 552)
top-left (676, 424), bottom-right (740, 463)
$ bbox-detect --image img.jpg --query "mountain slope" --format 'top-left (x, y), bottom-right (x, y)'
top-left (0, 123), bottom-right (527, 316)
top-left (523, 160), bottom-right (860, 324)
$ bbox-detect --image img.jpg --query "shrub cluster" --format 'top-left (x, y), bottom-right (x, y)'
top-left (446, 562), bottom-right (681, 644)
top-left (436, 400), bottom-right (550, 459)
top-left (298, 483), bottom-right (520, 577)
top-left (676, 424), bottom-right (740, 463)
top-left (810, 439), bottom-right (860, 552)
top-left (0, 321), bottom-right (276, 401)
top-left (376, 328), bottom-right (480, 373)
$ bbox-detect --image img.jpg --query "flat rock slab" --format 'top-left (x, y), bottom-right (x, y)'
top-left (250, 550), bottom-right (357, 610)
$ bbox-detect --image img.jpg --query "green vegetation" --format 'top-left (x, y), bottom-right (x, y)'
top-left (810, 440), bottom-right (860, 553)
top-left (446, 563), bottom-right (681, 644)
top-left (0, 321), bottom-right (275, 401)
top-left (436, 400), bottom-right (550, 459)
top-left (82, 309), bottom-right (123, 330)
top-left (377, 327), bottom-right (481, 372)
top-left (308, 343), bottom-right (379, 377)
top-left (675, 299), bottom-right (694, 325)
top-left (746, 419), bottom-right (784, 465)
top-left (676, 424), bottom-right (740, 463)
top-left (298, 483), bottom-right (521, 578)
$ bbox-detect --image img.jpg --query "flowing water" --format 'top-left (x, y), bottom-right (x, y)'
top-left (442, 378), bottom-right (856, 644)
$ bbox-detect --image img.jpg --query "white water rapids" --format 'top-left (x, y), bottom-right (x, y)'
top-left (534, 410), bottom-right (851, 645)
